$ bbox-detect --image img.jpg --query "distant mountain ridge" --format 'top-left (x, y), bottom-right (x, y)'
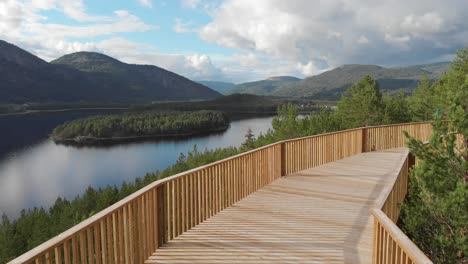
top-left (274, 63), bottom-right (450, 99)
top-left (0, 40), bottom-right (221, 104)
top-left (226, 76), bottom-right (302, 95)
top-left (227, 63), bottom-right (450, 100)
top-left (196, 81), bottom-right (235, 94)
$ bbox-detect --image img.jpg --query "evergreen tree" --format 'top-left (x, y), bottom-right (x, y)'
top-left (383, 91), bottom-right (412, 124)
top-left (271, 103), bottom-right (305, 140)
top-left (408, 76), bottom-right (439, 121)
top-left (400, 49), bottom-right (467, 263)
top-left (335, 75), bottom-right (385, 128)
top-left (241, 128), bottom-right (256, 151)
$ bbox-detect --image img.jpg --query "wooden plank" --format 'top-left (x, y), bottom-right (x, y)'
top-left (63, 240), bottom-right (71, 264)
top-left (71, 237), bottom-right (78, 264)
top-left (94, 223), bottom-right (101, 264)
top-left (100, 220), bottom-right (107, 264)
top-left (86, 228), bottom-right (94, 264)
top-left (79, 231), bottom-right (86, 263)
top-left (54, 246), bottom-right (61, 264)
top-left (106, 216), bottom-right (113, 264)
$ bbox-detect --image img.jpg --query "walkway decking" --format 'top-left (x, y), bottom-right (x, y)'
top-left (146, 148), bottom-right (409, 264)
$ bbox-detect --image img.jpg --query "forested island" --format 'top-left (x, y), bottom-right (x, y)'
top-left (51, 110), bottom-right (230, 144)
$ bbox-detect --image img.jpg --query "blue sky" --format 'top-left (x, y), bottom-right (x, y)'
top-left (1, 0), bottom-right (467, 83)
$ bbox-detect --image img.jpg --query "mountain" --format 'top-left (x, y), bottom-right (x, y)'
top-left (0, 40), bottom-right (221, 104)
top-left (196, 81), bottom-right (235, 94)
top-left (50, 52), bottom-right (221, 101)
top-left (273, 63), bottom-right (451, 100)
top-left (225, 76), bottom-right (301, 95)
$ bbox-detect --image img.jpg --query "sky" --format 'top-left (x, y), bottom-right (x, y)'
top-left (0, 0), bottom-right (467, 83)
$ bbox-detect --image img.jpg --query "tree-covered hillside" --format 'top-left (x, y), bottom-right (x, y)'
top-left (274, 63), bottom-right (451, 99)
top-left (223, 63), bottom-right (450, 100)
top-left (225, 76), bottom-right (301, 95)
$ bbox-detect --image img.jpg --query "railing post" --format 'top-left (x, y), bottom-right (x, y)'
top-left (362, 127), bottom-right (368, 153)
top-left (156, 184), bottom-right (167, 248)
top-left (281, 142), bottom-right (286, 176)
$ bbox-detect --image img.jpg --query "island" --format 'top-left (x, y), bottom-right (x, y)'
top-left (51, 110), bottom-right (230, 145)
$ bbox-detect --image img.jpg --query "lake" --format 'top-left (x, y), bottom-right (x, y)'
top-left (0, 111), bottom-right (273, 219)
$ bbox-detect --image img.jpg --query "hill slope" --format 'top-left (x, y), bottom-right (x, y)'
top-left (226, 76), bottom-right (301, 95)
top-left (196, 81), bottom-right (235, 94)
top-left (273, 63), bottom-right (450, 100)
top-left (0, 40), bottom-right (221, 103)
top-left (51, 52), bottom-right (221, 101)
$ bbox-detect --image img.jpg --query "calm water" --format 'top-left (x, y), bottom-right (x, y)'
top-left (0, 111), bottom-right (273, 219)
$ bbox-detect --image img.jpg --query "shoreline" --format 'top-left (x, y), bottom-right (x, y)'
top-left (0, 107), bottom-right (129, 117)
top-left (52, 125), bottom-right (231, 146)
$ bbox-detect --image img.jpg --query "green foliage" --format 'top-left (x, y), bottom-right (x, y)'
top-left (383, 91), bottom-right (412, 124)
top-left (52, 110), bottom-right (229, 142)
top-left (241, 128), bottom-right (256, 151)
top-left (271, 104), bottom-right (304, 140)
top-left (408, 76), bottom-right (440, 121)
top-left (400, 49), bottom-right (467, 263)
top-left (304, 108), bottom-right (342, 135)
top-left (335, 75), bottom-right (385, 127)
top-left (225, 76), bottom-right (301, 96)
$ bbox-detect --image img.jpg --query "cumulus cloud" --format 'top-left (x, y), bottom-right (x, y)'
top-left (0, 1), bottom-right (156, 60)
top-left (30, 0), bottom-right (110, 22)
top-left (137, 0), bottom-right (153, 8)
top-left (199, 0), bottom-right (468, 70)
top-left (296, 61), bottom-right (321, 77)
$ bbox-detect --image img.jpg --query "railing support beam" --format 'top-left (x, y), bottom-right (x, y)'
top-left (362, 127), bottom-right (368, 153)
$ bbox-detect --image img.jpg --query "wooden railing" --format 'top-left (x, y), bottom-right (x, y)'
top-left (371, 153), bottom-right (433, 264)
top-left (9, 122), bottom-right (434, 264)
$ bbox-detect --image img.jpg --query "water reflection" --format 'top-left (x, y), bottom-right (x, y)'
top-left (0, 116), bottom-right (273, 218)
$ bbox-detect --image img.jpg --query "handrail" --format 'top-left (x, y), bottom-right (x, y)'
top-left (372, 210), bottom-right (432, 264)
top-left (371, 150), bottom-right (433, 264)
top-left (9, 121), bottom-right (435, 264)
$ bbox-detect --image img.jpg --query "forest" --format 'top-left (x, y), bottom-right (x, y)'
top-left (51, 110), bottom-right (230, 144)
top-left (1, 49), bottom-right (466, 263)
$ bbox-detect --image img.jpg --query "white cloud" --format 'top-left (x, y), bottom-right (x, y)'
top-left (233, 53), bottom-right (259, 67)
top-left (199, 0), bottom-right (468, 70)
top-left (137, 0), bottom-right (153, 8)
top-left (173, 18), bottom-right (194, 33)
top-left (357, 36), bottom-right (369, 44)
top-left (400, 12), bottom-right (443, 35)
top-left (296, 61), bottom-right (321, 76)
top-left (384, 34), bottom-right (411, 46)
top-left (182, 0), bottom-right (202, 8)
top-left (30, 0), bottom-right (110, 22)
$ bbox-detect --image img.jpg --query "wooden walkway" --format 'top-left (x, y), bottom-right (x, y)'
top-left (146, 148), bottom-right (409, 264)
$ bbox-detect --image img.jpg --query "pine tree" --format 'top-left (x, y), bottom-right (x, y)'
top-left (241, 128), bottom-right (256, 150)
top-left (400, 49), bottom-right (467, 263)
top-left (335, 75), bottom-right (385, 128)
top-left (408, 76), bottom-right (439, 121)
